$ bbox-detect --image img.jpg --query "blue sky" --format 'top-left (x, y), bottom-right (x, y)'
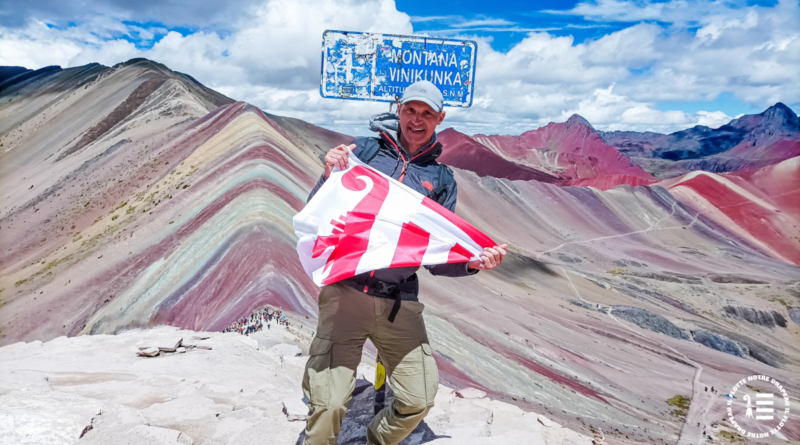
top-left (402, 0), bottom-right (625, 50)
top-left (0, 0), bottom-right (797, 135)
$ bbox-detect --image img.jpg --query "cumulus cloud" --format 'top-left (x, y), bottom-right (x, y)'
top-left (0, 0), bottom-right (798, 136)
top-left (546, 0), bottom-right (748, 24)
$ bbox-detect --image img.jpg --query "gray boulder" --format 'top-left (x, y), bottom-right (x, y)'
top-left (610, 306), bottom-right (691, 340)
top-left (723, 306), bottom-right (787, 328)
top-left (690, 330), bottom-right (749, 358)
top-left (789, 307), bottom-right (800, 326)
top-left (712, 329), bottom-right (785, 367)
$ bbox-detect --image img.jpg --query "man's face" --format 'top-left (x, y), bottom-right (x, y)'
top-left (398, 101), bottom-right (446, 149)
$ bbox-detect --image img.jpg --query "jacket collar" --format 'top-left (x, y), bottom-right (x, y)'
top-left (369, 112), bottom-right (442, 163)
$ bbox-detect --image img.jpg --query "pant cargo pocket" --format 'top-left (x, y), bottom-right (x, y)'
top-left (303, 337), bottom-right (334, 409)
top-left (420, 343), bottom-right (439, 407)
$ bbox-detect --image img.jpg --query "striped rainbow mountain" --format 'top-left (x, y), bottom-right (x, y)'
top-left (1, 59), bottom-right (799, 442)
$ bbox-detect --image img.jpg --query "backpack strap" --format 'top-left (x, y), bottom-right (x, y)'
top-left (428, 164), bottom-right (454, 203)
top-left (355, 138), bottom-right (382, 164)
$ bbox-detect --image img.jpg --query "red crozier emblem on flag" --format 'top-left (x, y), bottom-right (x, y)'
top-left (293, 152), bottom-right (495, 286)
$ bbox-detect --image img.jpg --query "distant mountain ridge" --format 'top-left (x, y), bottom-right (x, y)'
top-left (438, 102), bottom-right (798, 185)
top-left (599, 102), bottom-right (800, 179)
top-left (439, 114), bottom-right (657, 190)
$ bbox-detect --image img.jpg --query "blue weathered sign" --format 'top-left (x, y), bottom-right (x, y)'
top-left (320, 30), bottom-right (477, 107)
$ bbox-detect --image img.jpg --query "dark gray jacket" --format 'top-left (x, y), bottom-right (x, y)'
top-left (308, 113), bottom-right (476, 289)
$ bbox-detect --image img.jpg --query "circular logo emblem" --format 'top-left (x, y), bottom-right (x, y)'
top-left (727, 375), bottom-right (791, 439)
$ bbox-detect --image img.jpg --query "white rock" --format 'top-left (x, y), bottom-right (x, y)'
top-left (438, 386), bottom-right (455, 395)
top-left (218, 407), bottom-right (266, 421)
top-left (234, 337), bottom-right (259, 350)
top-left (537, 414), bottom-right (562, 428)
top-left (449, 397), bottom-right (493, 426)
top-left (281, 356), bottom-right (309, 384)
top-left (112, 409), bottom-right (149, 428)
top-left (456, 387), bottom-right (487, 399)
top-left (215, 417), bottom-right (305, 445)
top-left (270, 343), bottom-right (302, 358)
top-left (0, 326), bottom-right (594, 445)
top-left (490, 407), bottom-right (541, 437)
top-left (282, 395), bottom-right (309, 421)
top-left (212, 417), bottom-right (255, 441)
top-left (426, 404), bottom-right (450, 425)
top-left (0, 370), bottom-right (49, 394)
top-left (485, 400), bottom-right (524, 414)
top-left (562, 427), bottom-right (595, 444)
top-left (82, 424), bottom-right (192, 445)
top-left (157, 337), bottom-right (182, 352)
top-left (444, 420), bottom-right (491, 438)
top-left (176, 347), bottom-right (186, 353)
top-left (541, 426), bottom-right (566, 445)
top-left (141, 395), bottom-right (232, 426)
top-left (357, 364), bottom-right (376, 384)
top-left (199, 382), bottom-right (242, 395)
top-left (434, 387), bottom-right (457, 406)
top-left (137, 346), bottom-right (160, 357)
top-left (0, 389), bottom-right (103, 445)
top-left (0, 341), bottom-right (43, 357)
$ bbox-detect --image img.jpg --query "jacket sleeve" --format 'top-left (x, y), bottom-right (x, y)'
top-left (425, 179), bottom-right (479, 277)
top-left (306, 137), bottom-right (369, 203)
top-left (307, 174), bottom-right (327, 203)
top-left (426, 261), bottom-right (479, 277)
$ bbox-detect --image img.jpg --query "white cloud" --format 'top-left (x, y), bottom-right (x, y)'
top-left (546, 0), bottom-right (732, 24)
top-left (456, 18), bottom-right (516, 27)
top-left (0, 21), bottom-right (82, 68)
top-left (695, 110), bottom-right (732, 128)
top-left (0, 0), bottom-right (798, 136)
top-left (409, 15), bottom-right (457, 23)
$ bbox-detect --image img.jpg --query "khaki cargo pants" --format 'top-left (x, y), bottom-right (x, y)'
top-left (302, 283), bottom-right (439, 445)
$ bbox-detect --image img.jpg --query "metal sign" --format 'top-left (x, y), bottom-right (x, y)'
top-left (320, 30), bottom-right (477, 107)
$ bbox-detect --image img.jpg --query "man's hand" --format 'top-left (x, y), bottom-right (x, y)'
top-left (324, 144), bottom-right (356, 178)
top-left (468, 244), bottom-right (508, 271)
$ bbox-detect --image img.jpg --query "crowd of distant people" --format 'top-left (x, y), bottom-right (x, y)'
top-left (223, 307), bottom-right (291, 336)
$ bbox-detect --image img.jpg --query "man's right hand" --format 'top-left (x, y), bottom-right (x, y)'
top-left (324, 144), bottom-right (356, 178)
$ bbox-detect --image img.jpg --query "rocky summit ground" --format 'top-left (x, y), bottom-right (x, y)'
top-left (0, 317), bottom-right (596, 445)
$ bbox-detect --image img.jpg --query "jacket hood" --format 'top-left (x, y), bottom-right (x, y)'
top-left (368, 112), bottom-right (442, 162)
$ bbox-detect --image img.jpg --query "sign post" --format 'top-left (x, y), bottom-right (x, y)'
top-left (321, 30), bottom-right (477, 107)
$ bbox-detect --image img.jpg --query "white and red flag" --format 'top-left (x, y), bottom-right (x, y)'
top-left (293, 151), bottom-right (495, 286)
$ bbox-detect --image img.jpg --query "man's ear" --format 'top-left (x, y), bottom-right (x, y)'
top-left (438, 111), bottom-right (446, 125)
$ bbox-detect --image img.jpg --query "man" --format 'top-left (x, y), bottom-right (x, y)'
top-left (302, 80), bottom-right (507, 445)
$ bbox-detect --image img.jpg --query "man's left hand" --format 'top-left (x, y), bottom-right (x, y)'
top-left (468, 244), bottom-right (508, 271)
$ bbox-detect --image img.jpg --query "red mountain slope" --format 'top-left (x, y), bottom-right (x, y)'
top-left (437, 128), bottom-right (560, 183)
top-left (660, 156), bottom-right (800, 265)
top-left (438, 115), bottom-right (655, 190)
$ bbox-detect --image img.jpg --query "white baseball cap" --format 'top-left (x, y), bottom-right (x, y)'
top-left (400, 80), bottom-right (444, 112)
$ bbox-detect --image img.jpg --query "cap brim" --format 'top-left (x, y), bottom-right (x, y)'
top-left (400, 96), bottom-right (442, 112)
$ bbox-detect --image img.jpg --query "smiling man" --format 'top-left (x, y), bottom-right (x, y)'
top-left (302, 80), bottom-right (507, 445)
